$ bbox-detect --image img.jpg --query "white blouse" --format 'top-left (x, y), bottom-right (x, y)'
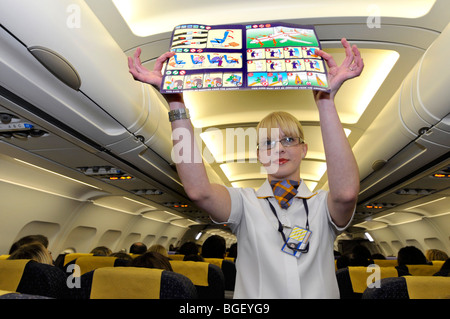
top-left (221, 179), bottom-right (353, 299)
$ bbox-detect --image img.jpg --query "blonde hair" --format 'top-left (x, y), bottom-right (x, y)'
top-left (8, 242), bottom-right (53, 265)
top-left (256, 111), bottom-right (305, 144)
top-left (425, 249), bottom-right (449, 261)
top-left (148, 244), bottom-right (168, 257)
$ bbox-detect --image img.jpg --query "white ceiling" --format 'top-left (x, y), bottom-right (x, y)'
top-left (83, 0), bottom-right (449, 229)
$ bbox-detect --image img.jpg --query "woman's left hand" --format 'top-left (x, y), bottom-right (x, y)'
top-left (313, 38), bottom-right (364, 101)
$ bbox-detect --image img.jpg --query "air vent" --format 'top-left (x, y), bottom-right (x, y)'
top-left (395, 188), bottom-right (434, 195)
top-left (0, 113), bottom-right (48, 139)
top-left (77, 166), bottom-right (132, 180)
top-left (133, 189), bottom-right (164, 195)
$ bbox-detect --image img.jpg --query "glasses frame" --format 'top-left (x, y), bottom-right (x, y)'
top-left (257, 136), bottom-right (304, 151)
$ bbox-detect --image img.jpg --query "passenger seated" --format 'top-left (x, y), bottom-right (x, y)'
top-left (8, 242), bottom-right (53, 266)
top-left (396, 246), bottom-right (429, 276)
top-left (90, 246), bottom-right (112, 256)
top-left (109, 252), bottom-right (133, 264)
top-left (9, 234), bottom-right (49, 255)
top-left (129, 242), bottom-right (147, 254)
top-left (433, 258), bottom-right (450, 277)
top-left (148, 244), bottom-right (168, 257)
top-left (131, 251), bottom-right (173, 271)
top-left (349, 245), bottom-right (374, 266)
top-left (425, 249), bottom-right (448, 262)
top-left (177, 241), bottom-right (199, 257)
top-left (201, 235), bottom-right (236, 291)
top-left (201, 235), bottom-right (226, 259)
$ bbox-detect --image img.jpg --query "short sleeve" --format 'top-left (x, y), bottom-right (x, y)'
top-left (324, 192), bottom-right (355, 234)
top-left (211, 186), bottom-right (244, 231)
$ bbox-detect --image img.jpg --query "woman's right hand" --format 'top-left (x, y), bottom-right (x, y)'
top-left (128, 48), bottom-right (175, 87)
top-left (128, 48), bottom-right (183, 102)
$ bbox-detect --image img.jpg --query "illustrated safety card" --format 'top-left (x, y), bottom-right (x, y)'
top-left (160, 23), bottom-right (329, 93)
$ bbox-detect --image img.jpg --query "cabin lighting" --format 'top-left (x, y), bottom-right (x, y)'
top-left (365, 232), bottom-right (374, 242)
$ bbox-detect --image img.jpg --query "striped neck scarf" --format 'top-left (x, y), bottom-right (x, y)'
top-left (270, 180), bottom-right (300, 209)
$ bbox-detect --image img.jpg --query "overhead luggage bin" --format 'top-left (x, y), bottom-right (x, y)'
top-left (0, 0), bottom-right (174, 163)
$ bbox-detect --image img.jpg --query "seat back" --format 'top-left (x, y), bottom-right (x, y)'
top-left (373, 259), bottom-right (398, 267)
top-left (362, 276), bottom-right (450, 299)
top-left (336, 266), bottom-right (399, 298)
top-left (170, 260), bottom-right (224, 299)
top-left (406, 264), bottom-right (442, 276)
top-left (70, 267), bottom-right (197, 299)
top-left (362, 277), bottom-right (409, 299)
top-left (203, 258), bottom-right (236, 291)
top-left (0, 259), bottom-right (68, 298)
top-left (74, 256), bottom-right (129, 276)
top-left (348, 266), bottom-right (398, 293)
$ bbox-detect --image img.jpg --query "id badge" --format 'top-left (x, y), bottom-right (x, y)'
top-left (281, 226), bottom-right (312, 258)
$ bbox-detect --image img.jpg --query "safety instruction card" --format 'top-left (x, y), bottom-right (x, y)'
top-left (160, 22), bottom-right (329, 93)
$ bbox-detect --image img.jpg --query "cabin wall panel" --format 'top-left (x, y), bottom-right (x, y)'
top-left (0, 180), bottom-right (83, 254)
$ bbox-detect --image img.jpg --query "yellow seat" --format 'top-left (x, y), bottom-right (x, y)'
top-left (406, 264), bottom-right (441, 276)
top-left (373, 259), bottom-right (398, 267)
top-left (0, 259), bottom-right (67, 298)
top-left (90, 267), bottom-right (163, 299)
top-left (203, 258), bottom-right (223, 268)
top-left (405, 276), bottom-right (450, 299)
top-left (431, 260), bottom-right (445, 267)
top-left (75, 256), bottom-right (118, 276)
top-left (0, 259), bottom-right (30, 292)
top-left (169, 254), bottom-right (186, 260)
top-left (348, 266), bottom-right (398, 293)
top-left (75, 266), bottom-right (197, 299)
top-left (63, 253), bottom-right (93, 266)
top-left (170, 260), bottom-right (225, 298)
top-left (170, 260), bottom-right (209, 286)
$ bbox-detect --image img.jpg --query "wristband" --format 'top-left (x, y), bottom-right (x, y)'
top-left (168, 108), bottom-right (190, 122)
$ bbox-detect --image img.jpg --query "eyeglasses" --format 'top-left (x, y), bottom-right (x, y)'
top-left (257, 137), bottom-right (304, 151)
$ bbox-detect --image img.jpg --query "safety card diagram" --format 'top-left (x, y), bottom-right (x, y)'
top-left (160, 23), bottom-right (329, 93)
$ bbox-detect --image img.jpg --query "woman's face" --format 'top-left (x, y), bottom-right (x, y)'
top-left (257, 128), bottom-right (307, 181)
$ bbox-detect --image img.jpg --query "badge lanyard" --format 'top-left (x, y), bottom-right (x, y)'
top-left (266, 198), bottom-right (310, 253)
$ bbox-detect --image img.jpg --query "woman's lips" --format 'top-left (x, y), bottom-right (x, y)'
top-left (276, 158), bottom-right (289, 165)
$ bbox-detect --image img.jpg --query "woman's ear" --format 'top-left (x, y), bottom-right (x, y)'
top-left (301, 143), bottom-right (308, 159)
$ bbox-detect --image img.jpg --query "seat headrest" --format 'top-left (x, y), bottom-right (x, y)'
top-left (0, 259), bottom-right (30, 292)
top-left (405, 276), bottom-right (450, 299)
top-left (170, 260), bottom-right (209, 286)
top-left (89, 267), bottom-right (163, 299)
top-left (75, 256), bottom-right (117, 276)
top-left (348, 266), bottom-right (398, 293)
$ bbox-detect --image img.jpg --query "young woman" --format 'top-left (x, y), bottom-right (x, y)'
top-left (128, 38), bottom-right (363, 298)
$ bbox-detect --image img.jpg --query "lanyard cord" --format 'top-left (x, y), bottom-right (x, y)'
top-left (266, 198), bottom-right (310, 253)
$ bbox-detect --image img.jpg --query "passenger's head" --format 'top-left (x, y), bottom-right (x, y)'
top-left (131, 251), bottom-right (173, 271)
top-left (178, 241), bottom-right (199, 256)
top-left (90, 246), bottom-right (112, 256)
top-left (129, 242), bottom-right (147, 254)
top-left (9, 234), bottom-right (49, 254)
top-left (8, 242), bottom-right (53, 265)
top-left (350, 245), bottom-right (373, 266)
top-left (148, 244), bottom-right (168, 257)
top-left (425, 249), bottom-right (449, 262)
top-left (201, 235), bottom-right (226, 258)
top-left (397, 246), bottom-right (427, 266)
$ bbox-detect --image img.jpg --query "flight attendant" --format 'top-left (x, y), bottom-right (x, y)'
top-left (128, 38), bottom-right (363, 298)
